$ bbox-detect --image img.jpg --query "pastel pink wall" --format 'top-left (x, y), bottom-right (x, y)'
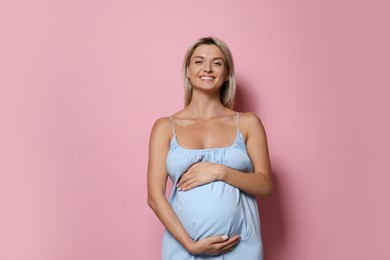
top-left (0, 1), bottom-right (388, 259)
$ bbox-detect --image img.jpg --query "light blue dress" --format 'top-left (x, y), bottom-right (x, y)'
top-left (163, 113), bottom-right (263, 259)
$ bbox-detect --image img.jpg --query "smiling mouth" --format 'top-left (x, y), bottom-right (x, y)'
top-left (200, 76), bottom-right (214, 80)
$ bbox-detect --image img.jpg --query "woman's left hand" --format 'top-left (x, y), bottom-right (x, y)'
top-left (177, 162), bottom-right (224, 191)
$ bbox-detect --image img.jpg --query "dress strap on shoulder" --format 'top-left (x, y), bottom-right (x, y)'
top-left (169, 116), bottom-right (176, 136)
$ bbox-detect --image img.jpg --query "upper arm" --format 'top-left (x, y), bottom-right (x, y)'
top-left (147, 117), bottom-right (172, 198)
top-left (242, 113), bottom-right (272, 178)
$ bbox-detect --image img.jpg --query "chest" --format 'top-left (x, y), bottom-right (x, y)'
top-left (174, 118), bottom-right (238, 150)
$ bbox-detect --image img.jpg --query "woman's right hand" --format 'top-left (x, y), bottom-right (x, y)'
top-left (187, 235), bottom-right (241, 256)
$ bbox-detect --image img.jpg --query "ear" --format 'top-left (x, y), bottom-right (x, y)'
top-left (186, 68), bottom-right (190, 78)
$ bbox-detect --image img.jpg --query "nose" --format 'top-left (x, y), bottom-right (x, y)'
top-left (203, 61), bottom-right (213, 72)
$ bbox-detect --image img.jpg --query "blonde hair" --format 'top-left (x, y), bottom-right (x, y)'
top-left (182, 37), bottom-right (236, 109)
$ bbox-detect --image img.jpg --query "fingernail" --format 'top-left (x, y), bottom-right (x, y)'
top-left (222, 235), bottom-right (228, 239)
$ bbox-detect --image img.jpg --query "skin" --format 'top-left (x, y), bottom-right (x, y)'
top-left (147, 44), bottom-right (272, 256)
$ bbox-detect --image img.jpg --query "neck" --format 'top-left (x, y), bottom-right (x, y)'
top-left (185, 91), bottom-right (228, 119)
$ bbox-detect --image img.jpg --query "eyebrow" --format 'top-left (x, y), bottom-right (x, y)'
top-left (192, 56), bottom-right (225, 61)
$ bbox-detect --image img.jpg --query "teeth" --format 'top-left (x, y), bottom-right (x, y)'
top-left (201, 76), bottom-right (213, 80)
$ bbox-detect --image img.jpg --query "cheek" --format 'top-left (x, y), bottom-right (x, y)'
top-left (187, 67), bottom-right (198, 78)
top-left (218, 69), bottom-right (228, 80)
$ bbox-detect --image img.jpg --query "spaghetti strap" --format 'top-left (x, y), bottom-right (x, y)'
top-left (169, 116), bottom-right (176, 136)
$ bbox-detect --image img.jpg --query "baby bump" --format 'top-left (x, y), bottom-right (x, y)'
top-left (174, 181), bottom-right (244, 240)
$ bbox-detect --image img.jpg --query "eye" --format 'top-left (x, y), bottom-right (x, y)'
top-left (214, 62), bottom-right (222, 66)
top-left (194, 60), bottom-right (203, 64)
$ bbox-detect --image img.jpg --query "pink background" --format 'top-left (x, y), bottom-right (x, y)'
top-left (1, 1), bottom-right (389, 259)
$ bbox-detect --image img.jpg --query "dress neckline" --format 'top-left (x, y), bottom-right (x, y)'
top-left (169, 112), bottom-right (242, 152)
top-left (170, 130), bottom-right (243, 152)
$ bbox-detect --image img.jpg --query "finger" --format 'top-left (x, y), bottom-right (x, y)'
top-left (222, 236), bottom-right (240, 249)
top-left (228, 235), bottom-right (241, 241)
top-left (207, 235), bottom-right (229, 244)
top-left (178, 179), bottom-right (197, 191)
top-left (177, 172), bottom-right (191, 187)
top-left (223, 236), bottom-right (240, 246)
top-left (177, 175), bottom-right (193, 188)
top-left (215, 238), bottom-right (240, 255)
top-left (180, 180), bottom-right (198, 191)
top-left (213, 235), bottom-right (240, 248)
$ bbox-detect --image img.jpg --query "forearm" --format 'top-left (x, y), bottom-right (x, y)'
top-left (219, 166), bottom-right (272, 198)
top-left (148, 194), bottom-right (194, 252)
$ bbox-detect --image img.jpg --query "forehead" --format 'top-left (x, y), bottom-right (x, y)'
top-left (191, 44), bottom-right (225, 59)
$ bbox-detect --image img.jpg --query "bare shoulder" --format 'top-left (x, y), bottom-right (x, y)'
top-left (152, 116), bottom-right (171, 129)
top-left (150, 116), bottom-right (174, 142)
top-left (239, 112), bottom-right (264, 128)
top-left (239, 112), bottom-right (266, 137)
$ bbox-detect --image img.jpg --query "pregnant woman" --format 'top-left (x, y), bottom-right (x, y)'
top-left (147, 37), bottom-right (272, 259)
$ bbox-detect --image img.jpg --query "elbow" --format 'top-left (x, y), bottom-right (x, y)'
top-left (147, 192), bottom-right (164, 211)
top-left (259, 181), bottom-right (273, 199)
top-left (147, 183), bottom-right (167, 210)
top-left (147, 194), bottom-right (157, 210)
top-left (261, 189), bottom-right (272, 199)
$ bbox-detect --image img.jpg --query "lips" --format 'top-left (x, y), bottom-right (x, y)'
top-left (200, 76), bottom-right (215, 80)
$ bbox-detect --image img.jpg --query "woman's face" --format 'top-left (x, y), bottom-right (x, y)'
top-left (187, 44), bottom-right (228, 92)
